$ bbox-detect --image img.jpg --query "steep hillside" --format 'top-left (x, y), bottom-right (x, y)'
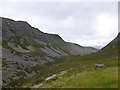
top-left (39, 33), bottom-right (119, 88)
top-left (66, 42), bottom-right (97, 56)
top-left (78, 33), bottom-right (119, 61)
top-left (2, 17), bottom-right (97, 88)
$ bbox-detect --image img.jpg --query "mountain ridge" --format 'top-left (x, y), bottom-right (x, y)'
top-left (2, 17), bottom-right (97, 88)
top-left (2, 17), bottom-right (97, 49)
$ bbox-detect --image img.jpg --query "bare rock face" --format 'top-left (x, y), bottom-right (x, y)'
top-left (8, 43), bottom-right (30, 53)
top-left (2, 17), bottom-right (97, 88)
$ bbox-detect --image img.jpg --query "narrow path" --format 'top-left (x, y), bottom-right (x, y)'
top-left (30, 70), bottom-right (68, 88)
top-left (30, 83), bottom-right (43, 88)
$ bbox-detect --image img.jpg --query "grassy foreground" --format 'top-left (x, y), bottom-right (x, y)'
top-left (19, 36), bottom-right (119, 88)
top-left (37, 58), bottom-right (118, 88)
top-left (20, 54), bottom-right (118, 88)
top-left (41, 67), bottom-right (118, 88)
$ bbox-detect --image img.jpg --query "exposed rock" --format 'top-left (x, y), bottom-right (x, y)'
top-left (31, 83), bottom-right (44, 88)
top-left (59, 70), bottom-right (67, 75)
top-left (2, 17), bottom-right (97, 88)
top-left (8, 43), bottom-right (30, 53)
top-left (45, 74), bottom-right (57, 81)
top-left (95, 64), bottom-right (104, 67)
top-left (41, 47), bottom-right (61, 57)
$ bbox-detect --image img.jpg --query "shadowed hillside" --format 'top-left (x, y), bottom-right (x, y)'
top-left (2, 17), bottom-right (97, 88)
top-left (40, 33), bottom-right (119, 88)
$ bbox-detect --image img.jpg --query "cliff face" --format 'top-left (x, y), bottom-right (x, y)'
top-left (2, 17), bottom-right (97, 87)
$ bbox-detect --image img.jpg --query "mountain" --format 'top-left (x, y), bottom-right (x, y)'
top-left (39, 33), bottom-right (119, 88)
top-left (29, 33), bottom-right (119, 88)
top-left (79, 32), bottom-right (119, 61)
top-left (2, 17), bottom-right (97, 88)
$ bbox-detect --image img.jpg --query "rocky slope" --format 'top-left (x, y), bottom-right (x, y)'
top-left (31, 33), bottom-right (119, 88)
top-left (2, 17), bottom-right (97, 88)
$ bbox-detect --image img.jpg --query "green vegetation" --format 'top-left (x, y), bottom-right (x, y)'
top-left (3, 38), bottom-right (118, 88)
top-left (42, 67), bottom-right (118, 88)
top-left (2, 40), bottom-right (9, 48)
top-left (19, 57), bottom-right (118, 88)
top-left (23, 39), bottom-right (118, 88)
top-left (2, 17), bottom-right (119, 88)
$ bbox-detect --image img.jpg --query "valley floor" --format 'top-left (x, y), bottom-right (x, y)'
top-left (22, 56), bottom-right (118, 88)
top-left (41, 66), bottom-right (118, 88)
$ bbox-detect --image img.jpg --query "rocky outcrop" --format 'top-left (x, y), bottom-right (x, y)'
top-left (2, 17), bottom-right (97, 88)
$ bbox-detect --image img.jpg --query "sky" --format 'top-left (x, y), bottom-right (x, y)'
top-left (0, 1), bottom-right (118, 49)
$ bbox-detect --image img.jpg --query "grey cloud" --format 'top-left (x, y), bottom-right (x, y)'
top-left (0, 2), bottom-right (118, 49)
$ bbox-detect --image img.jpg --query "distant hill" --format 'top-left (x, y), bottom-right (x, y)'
top-left (31, 33), bottom-right (119, 88)
top-left (2, 17), bottom-right (97, 88)
top-left (39, 33), bottom-right (119, 88)
top-left (78, 33), bottom-right (119, 61)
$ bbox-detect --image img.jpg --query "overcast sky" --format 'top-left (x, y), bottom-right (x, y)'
top-left (0, 2), bottom-right (118, 49)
